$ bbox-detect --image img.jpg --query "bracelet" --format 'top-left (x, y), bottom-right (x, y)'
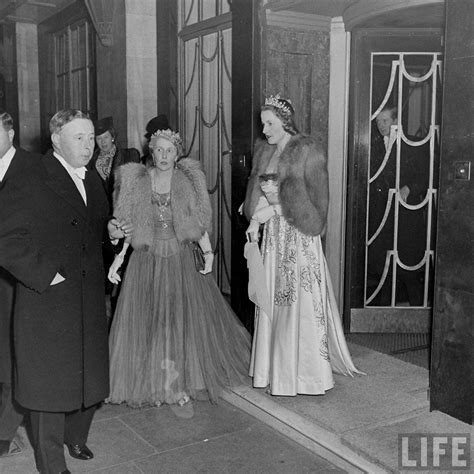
top-left (202, 250), bottom-right (213, 256)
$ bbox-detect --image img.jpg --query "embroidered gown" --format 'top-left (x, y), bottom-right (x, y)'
top-left (249, 176), bottom-right (361, 396)
top-left (108, 191), bottom-right (250, 407)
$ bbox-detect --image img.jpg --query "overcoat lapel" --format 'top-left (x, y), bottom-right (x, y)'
top-left (2, 149), bottom-right (21, 182)
top-left (83, 167), bottom-right (103, 222)
top-left (41, 152), bottom-right (88, 219)
top-left (1, 149), bottom-right (33, 192)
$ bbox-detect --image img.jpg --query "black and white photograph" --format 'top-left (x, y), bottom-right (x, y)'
top-left (0, 0), bottom-right (471, 473)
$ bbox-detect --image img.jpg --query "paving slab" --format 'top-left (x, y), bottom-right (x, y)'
top-left (0, 399), bottom-right (345, 473)
top-left (224, 343), bottom-right (472, 474)
top-left (66, 417), bottom-right (156, 472)
top-left (250, 344), bottom-right (429, 434)
top-left (343, 411), bottom-right (473, 473)
top-left (116, 400), bottom-right (259, 453)
top-left (135, 423), bottom-right (345, 474)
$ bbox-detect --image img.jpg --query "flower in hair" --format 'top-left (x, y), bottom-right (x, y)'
top-left (264, 94), bottom-right (292, 114)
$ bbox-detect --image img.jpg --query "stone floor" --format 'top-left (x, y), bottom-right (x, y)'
top-left (0, 399), bottom-right (345, 473)
top-left (345, 333), bottom-right (429, 369)
top-left (1, 343), bottom-right (471, 473)
top-left (225, 343), bottom-right (472, 473)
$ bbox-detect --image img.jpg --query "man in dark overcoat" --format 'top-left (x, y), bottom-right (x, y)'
top-left (368, 107), bottom-right (429, 305)
top-left (0, 111), bottom-right (59, 457)
top-left (0, 109), bottom-right (129, 474)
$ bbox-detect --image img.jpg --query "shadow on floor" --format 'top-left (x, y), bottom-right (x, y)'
top-left (345, 333), bottom-right (429, 369)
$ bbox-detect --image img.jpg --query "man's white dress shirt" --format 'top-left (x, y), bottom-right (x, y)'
top-left (0, 146), bottom-right (15, 181)
top-left (53, 151), bottom-right (88, 205)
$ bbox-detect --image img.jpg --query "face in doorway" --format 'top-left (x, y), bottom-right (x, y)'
top-left (150, 137), bottom-right (178, 172)
top-left (52, 118), bottom-right (95, 169)
top-left (375, 110), bottom-right (396, 137)
top-left (95, 130), bottom-right (115, 153)
top-left (261, 110), bottom-right (288, 146)
top-left (0, 125), bottom-right (14, 159)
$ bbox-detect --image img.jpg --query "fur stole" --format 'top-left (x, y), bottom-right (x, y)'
top-left (113, 158), bottom-right (212, 249)
top-left (243, 135), bottom-right (328, 236)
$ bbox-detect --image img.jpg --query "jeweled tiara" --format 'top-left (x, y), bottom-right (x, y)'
top-left (264, 94), bottom-right (292, 114)
top-left (150, 129), bottom-right (182, 148)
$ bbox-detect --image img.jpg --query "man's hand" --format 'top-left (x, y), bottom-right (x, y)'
top-left (400, 185), bottom-right (410, 202)
top-left (108, 218), bottom-right (133, 241)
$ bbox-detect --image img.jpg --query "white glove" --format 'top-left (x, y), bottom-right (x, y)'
top-left (246, 218), bottom-right (260, 242)
top-left (252, 204), bottom-right (282, 224)
top-left (198, 232), bottom-right (214, 275)
top-left (108, 242), bottom-right (130, 284)
top-left (254, 195), bottom-right (270, 212)
top-left (108, 254), bottom-right (124, 284)
top-left (200, 252), bottom-right (214, 275)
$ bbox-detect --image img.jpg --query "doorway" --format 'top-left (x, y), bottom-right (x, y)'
top-left (345, 30), bottom-right (443, 344)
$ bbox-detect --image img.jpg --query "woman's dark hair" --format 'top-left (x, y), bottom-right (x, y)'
top-left (261, 98), bottom-right (299, 135)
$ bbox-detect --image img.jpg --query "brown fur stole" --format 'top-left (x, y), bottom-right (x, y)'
top-left (113, 158), bottom-right (212, 249)
top-left (243, 135), bottom-right (328, 236)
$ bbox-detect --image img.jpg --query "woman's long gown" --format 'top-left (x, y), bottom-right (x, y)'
top-left (249, 178), bottom-right (362, 396)
top-left (108, 191), bottom-right (250, 406)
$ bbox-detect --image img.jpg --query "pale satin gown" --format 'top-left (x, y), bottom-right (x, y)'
top-left (249, 175), bottom-right (362, 396)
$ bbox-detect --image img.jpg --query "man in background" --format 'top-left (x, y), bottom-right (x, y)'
top-left (0, 111), bottom-right (54, 457)
top-left (368, 106), bottom-right (428, 306)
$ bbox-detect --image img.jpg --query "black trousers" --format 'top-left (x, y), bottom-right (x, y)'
top-left (29, 404), bottom-right (96, 474)
top-left (0, 382), bottom-right (23, 442)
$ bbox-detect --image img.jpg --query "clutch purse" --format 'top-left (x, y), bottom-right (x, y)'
top-left (192, 243), bottom-right (205, 272)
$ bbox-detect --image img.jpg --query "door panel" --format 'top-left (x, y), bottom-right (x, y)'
top-left (345, 30), bottom-right (442, 332)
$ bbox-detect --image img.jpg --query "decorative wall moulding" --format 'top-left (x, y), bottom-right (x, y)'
top-left (343, 0), bottom-right (445, 30)
top-left (266, 10), bottom-right (332, 32)
top-left (84, 0), bottom-right (116, 47)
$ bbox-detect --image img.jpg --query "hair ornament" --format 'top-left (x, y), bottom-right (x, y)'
top-left (264, 94), bottom-right (292, 114)
top-left (150, 128), bottom-right (182, 149)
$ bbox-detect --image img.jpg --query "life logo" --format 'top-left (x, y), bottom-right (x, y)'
top-left (398, 433), bottom-right (471, 471)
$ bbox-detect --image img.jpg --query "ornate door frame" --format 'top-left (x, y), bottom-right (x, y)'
top-left (344, 28), bottom-right (443, 332)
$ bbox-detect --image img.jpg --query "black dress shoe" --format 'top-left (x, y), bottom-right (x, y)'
top-left (60, 470), bottom-right (71, 474)
top-left (0, 440), bottom-right (10, 457)
top-left (65, 443), bottom-right (94, 460)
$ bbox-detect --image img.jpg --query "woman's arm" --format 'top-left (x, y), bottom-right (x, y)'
top-left (198, 232), bottom-right (214, 275)
top-left (108, 241), bottom-right (130, 284)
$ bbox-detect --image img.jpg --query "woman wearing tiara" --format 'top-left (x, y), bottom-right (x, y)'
top-left (107, 128), bottom-right (250, 407)
top-left (243, 95), bottom-right (363, 396)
